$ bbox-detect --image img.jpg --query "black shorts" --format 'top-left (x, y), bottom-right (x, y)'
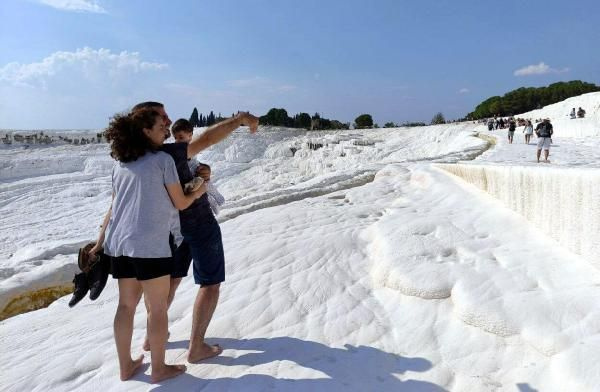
top-left (111, 256), bottom-right (172, 281)
top-left (170, 240), bottom-right (192, 279)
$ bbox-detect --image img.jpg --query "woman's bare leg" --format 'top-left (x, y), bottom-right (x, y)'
top-left (143, 277), bottom-right (181, 351)
top-left (141, 275), bottom-right (186, 383)
top-left (114, 278), bottom-right (144, 381)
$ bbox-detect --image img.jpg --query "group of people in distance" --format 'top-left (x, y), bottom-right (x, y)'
top-left (88, 102), bottom-right (259, 383)
top-left (499, 116), bottom-right (554, 163)
top-left (569, 107), bottom-right (586, 119)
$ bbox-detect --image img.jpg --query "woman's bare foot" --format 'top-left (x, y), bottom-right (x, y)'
top-left (150, 364), bottom-right (186, 383)
top-left (119, 354), bottom-right (144, 381)
top-left (187, 343), bottom-right (223, 363)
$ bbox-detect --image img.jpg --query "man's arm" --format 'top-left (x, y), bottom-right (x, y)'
top-left (187, 112), bottom-right (259, 158)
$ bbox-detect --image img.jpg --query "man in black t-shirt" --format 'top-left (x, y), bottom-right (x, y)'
top-left (535, 118), bottom-right (553, 163)
top-left (507, 118), bottom-right (516, 144)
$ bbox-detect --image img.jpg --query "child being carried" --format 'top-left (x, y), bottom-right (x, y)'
top-left (172, 119), bottom-right (225, 215)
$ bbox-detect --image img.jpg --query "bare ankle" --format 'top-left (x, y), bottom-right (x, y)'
top-left (151, 364), bottom-right (186, 383)
top-left (119, 355), bottom-right (144, 381)
top-left (187, 343), bottom-right (223, 363)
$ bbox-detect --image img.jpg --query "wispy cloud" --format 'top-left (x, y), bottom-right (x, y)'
top-left (513, 62), bottom-right (569, 76)
top-left (458, 88), bottom-right (470, 94)
top-left (37, 0), bottom-right (107, 13)
top-left (0, 48), bottom-right (169, 128)
top-left (226, 76), bottom-right (296, 92)
top-left (0, 47), bottom-right (167, 87)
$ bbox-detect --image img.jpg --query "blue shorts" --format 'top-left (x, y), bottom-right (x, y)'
top-left (181, 213), bottom-right (225, 286)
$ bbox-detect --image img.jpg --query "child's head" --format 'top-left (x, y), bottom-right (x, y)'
top-left (172, 118), bottom-right (193, 143)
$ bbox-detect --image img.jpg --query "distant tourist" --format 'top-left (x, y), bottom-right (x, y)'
top-left (523, 120), bottom-right (533, 144)
top-left (487, 118), bottom-right (494, 131)
top-left (570, 108), bottom-right (576, 119)
top-left (577, 107), bottom-right (586, 118)
top-left (507, 118), bottom-right (516, 144)
top-left (535, 118), bottom-right (553, 163)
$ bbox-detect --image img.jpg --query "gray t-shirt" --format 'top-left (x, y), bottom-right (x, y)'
top-left (104, 151), bottom-right (181, 258)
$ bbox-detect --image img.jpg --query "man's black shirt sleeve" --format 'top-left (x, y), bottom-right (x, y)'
top-left (160, 142), bottom-right (193, 186)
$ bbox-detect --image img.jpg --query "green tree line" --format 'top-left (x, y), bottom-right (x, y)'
top-left (259, 108), bottom-right (350, 130)
top-left (189, 108), bottom-right (231, 127)
top-left (467, 80), bottom-right (599, 119)
top-left (188, 108), bottom-right (449, 130)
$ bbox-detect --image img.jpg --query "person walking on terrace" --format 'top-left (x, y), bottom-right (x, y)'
top-left (507, 118), bottom-right (516, 144)
top-left (523, 120), bottom-right (533, 144)
top-left (535, 118), bottom-right (553, 163)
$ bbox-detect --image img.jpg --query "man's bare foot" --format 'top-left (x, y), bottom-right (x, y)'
top-left (119, 354), bottom-right (144, 381)
top-left (143, 331), bottom-right (170, 351)
top-left (187, 343), bottom-right (223, 363)
top-left (151, 364), bottom-right (186, 383)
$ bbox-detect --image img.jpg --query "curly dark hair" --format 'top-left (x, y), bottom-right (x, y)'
top-left (104, 108), bottom-right (160, 162)
top-left (131, 101), bottom-right (163, 113)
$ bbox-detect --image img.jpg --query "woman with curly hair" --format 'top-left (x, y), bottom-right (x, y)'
top-left (90, 108), bottom-right (205, 382)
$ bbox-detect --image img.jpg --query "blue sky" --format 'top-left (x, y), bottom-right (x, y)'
top-left (1, 0), bottom-right (598, 129)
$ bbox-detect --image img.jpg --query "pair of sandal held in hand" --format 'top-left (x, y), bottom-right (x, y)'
top-left (69, 242), bottom-right (110, 307)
